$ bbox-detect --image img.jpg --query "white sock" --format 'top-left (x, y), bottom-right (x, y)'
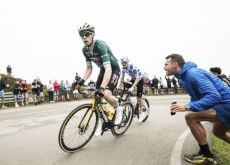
top-left (116, 106), bottom-right (122, 112)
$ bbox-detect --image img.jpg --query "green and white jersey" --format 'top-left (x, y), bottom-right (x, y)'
top-left (82, 40), bottom-right (119, 69)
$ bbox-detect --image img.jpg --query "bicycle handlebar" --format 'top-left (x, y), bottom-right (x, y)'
top-left (77, 85), bottom-right (96, 95)
top-left (116, 81), bottom-right (133, 102)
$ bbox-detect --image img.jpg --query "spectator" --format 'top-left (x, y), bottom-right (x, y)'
top-left (88, 79), bottom-right (95, 88)
top-left (165, 54), bottom-right (230, 164)
top-left (165, 75), bottom-right (172, 94)
top-left (65, 80), bottom-right (71, 100)
top-left (37, 79), bottom-right (43, 103)
top-left (151, 75), bottom-right (159, 95)
top-left (0, 75), bottom-right (9, 109)
top-left (87, 80), bottom-right (96, 98)
top-left (171, 76), bottom-right (178, 94)
top-left (75, 73), bottom-right (81, 82)
top-left (72, 80), bottom-right (79, 99)
top-left (143, 72), bottom-right (151, 95)
top-left (47, 80), bottom-right (54, 103)
top-left (53, 80), bottom-right (60, 101)
top-left (31, 79), bottom-right (40, 105)
top-left (13, 80), bottom-right (21, 107)
top-left (59, 80), bottom-right (66, 101)
top-left (6, 65), bottom-right (12, 76)
top-left (210, 67), bottom-right (230, 87)
top-left (158, 77), bottom-right (164, 95)
top-left (20, 80), bottom-right (28, 106)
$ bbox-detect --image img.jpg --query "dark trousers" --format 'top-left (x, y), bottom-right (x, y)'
top-left (48, 91), bottom-right (54, 101)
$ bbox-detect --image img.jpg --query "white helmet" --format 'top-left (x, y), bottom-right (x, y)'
top-left (78, 23), bottom-right (95, 34)
top-left (120, 56), bottom-right (129, 64)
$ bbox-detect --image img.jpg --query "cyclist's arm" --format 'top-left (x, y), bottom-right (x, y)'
top-left (82, 51), bottom-right (93, 82)
top-left (132, 76), bottom-right (140, 88)
top-left (121, 70), bottom-right (125, 82)
top-left (97, 41), bottom-right (113, 89)
top-left (131, 65), bottom-right (141, 88)
top-left (82, 66), bottom-right (93, 82)
top-left (101, 64), bottom-right (112, 89)
top-left (117, 74), bottom-right (125, 89)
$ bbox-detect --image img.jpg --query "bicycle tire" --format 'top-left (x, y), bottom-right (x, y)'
top-left (141, 98), bottom-right (150, 122)
top-left (58, 104), bottom-right (98, 152)
top-left (135, 98), bottom-right (150, 122)
top-left (111, 101), bottom-right (134, 137)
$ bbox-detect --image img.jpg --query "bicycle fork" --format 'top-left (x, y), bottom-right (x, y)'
top-left (78, 100), bottom-right (97, 133)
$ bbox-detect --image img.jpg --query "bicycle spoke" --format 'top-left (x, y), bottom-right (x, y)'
top-left (58, 104), bottom-right (98, 152)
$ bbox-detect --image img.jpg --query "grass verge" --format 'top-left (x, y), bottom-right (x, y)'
top-left (211, 134), bottom-right (230, 165)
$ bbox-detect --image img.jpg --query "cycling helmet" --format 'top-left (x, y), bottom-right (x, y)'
top-left (78, 23), bottom-right (95, 34)
top-left (120, 56), bottom-right (129, 64)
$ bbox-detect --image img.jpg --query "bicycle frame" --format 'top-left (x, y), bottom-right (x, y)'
top-left (117, 82), bottom-right (148, 116)
top-left (78, 95), bottom-right (113, 133)
top-left (78, 98), bottom-right (96, 132)
top-left (59, 85), bottom-right (134, 152)
top-left (117, 82), bottom-right (137, 109)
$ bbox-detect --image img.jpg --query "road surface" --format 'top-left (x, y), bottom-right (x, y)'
top-left (0, 95), bottom-right (212, 165)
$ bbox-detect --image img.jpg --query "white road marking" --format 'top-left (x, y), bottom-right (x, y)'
top-left (170, 128), bottom-right (190, 165)
top-left (170, 122), bottom-right (210, 165)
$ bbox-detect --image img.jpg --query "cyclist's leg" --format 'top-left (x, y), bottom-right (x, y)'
top-left (136, 80), bottom-right (148, 122)
top-left (103, 67), bottom-right (123, 124)
top-left (103, 67), bottom-right (120, 107)
top-left (136, 79), bottom-right (144, 109)
top-left (93, 69), bottom-right (105, 136)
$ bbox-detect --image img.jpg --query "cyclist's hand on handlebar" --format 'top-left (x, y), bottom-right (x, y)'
top-left (115, 88), bottom-right (122, 95)
top-left (77, 79), bottom-right (85, 86)
top-left (73, 79), bottom-right (85, 89)
top-left (95, 87), bottom-right (104, 97)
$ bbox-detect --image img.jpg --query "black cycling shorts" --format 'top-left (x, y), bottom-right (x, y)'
top-left (125, 79), bottom-right (144, 98)
top-left (96, 66), bottom-right (120, 92)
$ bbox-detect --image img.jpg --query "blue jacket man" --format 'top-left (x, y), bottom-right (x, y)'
top-left (164, 54), bottom-right (230, 165)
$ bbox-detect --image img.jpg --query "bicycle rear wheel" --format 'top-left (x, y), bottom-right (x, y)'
top-left (111, 102), bottom-right (134, 137)
top-left (58, 104), bottom-right (98, 152)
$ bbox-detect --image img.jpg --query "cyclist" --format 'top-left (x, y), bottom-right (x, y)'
top-left (118, 56), bottom-right (147, 122)
top-left (75, 23), bottom-right (123, 136)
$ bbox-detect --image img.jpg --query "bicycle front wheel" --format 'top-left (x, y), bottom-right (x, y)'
top-left (58, 104), bottom-right (98, 152)
top-left (111, 101), bottom-right (134, 137)
top-left (136, 98), bottom-right (150, 122)
top-left (142, 98), bottom-right (150, 122)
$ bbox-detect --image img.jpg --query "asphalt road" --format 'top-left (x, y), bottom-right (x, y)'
top-left (0, 95), bottom-right (213, 165)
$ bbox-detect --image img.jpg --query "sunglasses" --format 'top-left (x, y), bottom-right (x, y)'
top-left (80, 31), bottom-right (92, 38)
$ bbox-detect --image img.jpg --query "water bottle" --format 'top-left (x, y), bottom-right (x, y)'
top-left (108, 108), bottom-right (115, 120)
top-left (103, 104), bottom-right (109, 113)
top-left (102, 101), bottom-right (114, 120)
